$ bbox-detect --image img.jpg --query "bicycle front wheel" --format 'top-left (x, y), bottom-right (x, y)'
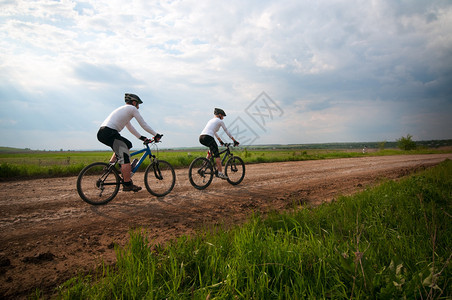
top-left (188, 157), bottom-right (214, 190)
top-left (144, 160), bottom-right (176, 197)
top-left (76, 162), bottom-right (121, 205)
top-left (225, 156), bottom-right (245, 185)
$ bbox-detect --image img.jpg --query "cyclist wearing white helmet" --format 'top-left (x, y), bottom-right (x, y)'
top-left (97, 93), bottom-right (162, 192)
top-left (199, 108), bottom-right (239, 179)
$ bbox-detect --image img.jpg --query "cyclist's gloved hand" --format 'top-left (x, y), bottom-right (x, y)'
top-left (154, 133), bottom-right (163, 142)
top-left (234, 140), bottom-right (240, 147)
top-left (140, 136), bottom-right (153, 144)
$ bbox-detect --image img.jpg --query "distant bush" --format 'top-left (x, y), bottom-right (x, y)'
top-left (378, 141), bottom-right (387, 150)
top-left (397, 134), bottom-right (417, 150)
top-left (0, 163), bottom-right (21, 179)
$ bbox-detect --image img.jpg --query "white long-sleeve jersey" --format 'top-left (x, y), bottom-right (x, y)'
top-left (200, 117), bottom-right (233, 140)
top-left (100, 104), bottom-right (157, 138)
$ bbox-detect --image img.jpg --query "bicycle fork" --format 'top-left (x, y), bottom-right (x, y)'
top-left (152, 162), bottom-right (164, 180)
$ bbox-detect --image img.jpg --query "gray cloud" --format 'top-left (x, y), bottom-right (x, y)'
top-left (73, 63), bottom-right (143, 85)
top-left (0, 0), bottom-right (451, 149)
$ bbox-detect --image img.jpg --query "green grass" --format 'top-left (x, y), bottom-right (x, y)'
top-left (0, 151), bottom-right (104, 180)
top-left (1, 147), bottom-right (451, 180)
top-left (56, 159), bottom-right (452, 299)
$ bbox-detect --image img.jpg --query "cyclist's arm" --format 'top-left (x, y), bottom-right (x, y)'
top-left (214, 132), bottom-right (224, 145)
top-left (133, 110), bottom-right (158, 136)
top-left (125, 122), bottom-right (142, 139)
top-left (220, 122), bottom-right (234, 140)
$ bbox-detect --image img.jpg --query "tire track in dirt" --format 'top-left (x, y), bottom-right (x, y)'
top-left (0, 154), bottom-right (450, 299)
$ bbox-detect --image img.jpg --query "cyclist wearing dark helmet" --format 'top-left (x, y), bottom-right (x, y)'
top-left (199, 108), bottom-right (239, 179)
top-left (97, 93), bottom-right (163, 192)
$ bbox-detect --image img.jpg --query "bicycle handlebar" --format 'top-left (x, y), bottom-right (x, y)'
top-left (223, 142), bottom-right (239, 147)
top-left (144, 134), bottom-right (163, 145)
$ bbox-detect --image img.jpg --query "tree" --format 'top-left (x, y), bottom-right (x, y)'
top-left (397, 134), bottom-right (417, 150)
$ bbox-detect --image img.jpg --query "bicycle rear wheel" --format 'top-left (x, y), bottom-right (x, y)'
top-left (144, 160), bottom-right (176, 197)
top-left (188, 157), bottom-right (214, 190)
top-left (76, 162), bottom-right (121, 205)
top-left (225, 156), bottom-right (245, 185)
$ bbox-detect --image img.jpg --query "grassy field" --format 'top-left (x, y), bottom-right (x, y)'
top-left (54, 159), bottom-right (452, 299)
top-left (1, 145), bottom-right (451, 180)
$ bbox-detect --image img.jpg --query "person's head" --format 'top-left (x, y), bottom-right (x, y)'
top-left (125, 93), bottom-right (143, 109)
top-left (214, 108), bottom-right (226, 119)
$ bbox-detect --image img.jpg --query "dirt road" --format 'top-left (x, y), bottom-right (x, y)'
top-left (0, 154), bottom-right (450, 299)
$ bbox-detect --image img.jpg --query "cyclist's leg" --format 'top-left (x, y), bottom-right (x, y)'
top-left (210, 142), bottom-right (223, 173)
top-left (109, 153), bottom-right (117, 164)
top-left (215, 157), bottom-right (222, 173)
top-left (112, 137), bottom-right (141, 192)
top-left (112, 139), bottom-right (130, 177)
top-left (98, 128), bottom-right (119, 164)
top-left (200, 135), bottom-right (222, 172)
top-left (121, 164), bottom-right (132, 181)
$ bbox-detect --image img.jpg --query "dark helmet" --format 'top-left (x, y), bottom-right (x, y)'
top-left (214, 108), bottom-right (226, 116)
top-left (125, 93), bottom-right (143, 104)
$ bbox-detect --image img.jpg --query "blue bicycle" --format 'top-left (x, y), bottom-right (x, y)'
top-left (77, 138), bottom-right (176, 205)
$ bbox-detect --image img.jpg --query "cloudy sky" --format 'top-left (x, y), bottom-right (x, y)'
top-left (1, 0), bottom-right (451, 150)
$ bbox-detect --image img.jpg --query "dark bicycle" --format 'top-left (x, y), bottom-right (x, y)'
top-left (77, 138), bottom-right (176, 205)
top-left (188, 143), bottom-right (245, 190)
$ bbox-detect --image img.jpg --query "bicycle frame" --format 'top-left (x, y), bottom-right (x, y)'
top-left (129, 143), bottom-right (155, 175)
top-left (208, 144), bottom-right (234, 171)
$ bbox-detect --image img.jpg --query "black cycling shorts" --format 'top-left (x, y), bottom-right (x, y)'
top-left (97, 127), bottom-right (132, 164)
top-left (199, 134), bottom-right (220, 158)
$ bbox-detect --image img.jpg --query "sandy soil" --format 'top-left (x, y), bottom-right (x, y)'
top-left (0, 154), bottom-right (451, 299)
